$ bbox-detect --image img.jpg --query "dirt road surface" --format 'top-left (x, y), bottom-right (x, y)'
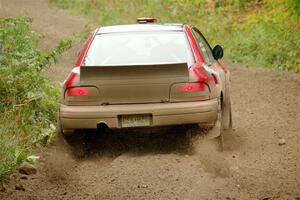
top-left (0, 0), bottom-right (299, 199)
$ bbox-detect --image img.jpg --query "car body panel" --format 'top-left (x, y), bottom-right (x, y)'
top-left (75, 29), bottom-right (98, 67)
top-left (60, 98), bottom-right (218, 130)
top-left (80, 63), bottom-right (189, 104)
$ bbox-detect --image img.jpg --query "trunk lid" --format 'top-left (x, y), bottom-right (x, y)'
top-left (80, 63), bottom-right (188, 104)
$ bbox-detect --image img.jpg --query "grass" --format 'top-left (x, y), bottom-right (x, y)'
top-left (51, 0), bottom-right (300, 72)
top-left (0, 17), bottom-right (72, 182)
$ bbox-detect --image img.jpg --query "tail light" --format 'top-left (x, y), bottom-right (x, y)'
top-left (181, 83), bottom-right (206, 92)
top-left (170, 82), bottom-right (210, 102)
top-left (66, 87), bottom-right (97, 97)
top-left (63, 67), bottom-right (100, 104)
top-left (64, 86), bottom-right (100, 105)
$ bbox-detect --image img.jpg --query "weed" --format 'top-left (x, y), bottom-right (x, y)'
top-left (0, 17), bottom-right (71, 181)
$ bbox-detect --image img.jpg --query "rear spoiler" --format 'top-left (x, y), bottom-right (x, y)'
top-left (80, 63), bottom-right (189, 83)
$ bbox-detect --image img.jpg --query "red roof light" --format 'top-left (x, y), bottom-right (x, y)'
top-left (137, 17), bottom-right (157, 24)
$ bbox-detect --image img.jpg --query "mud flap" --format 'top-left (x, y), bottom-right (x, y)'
top-left (206, 99), bottom-right (224, 151)
top-left (223, 74), bottom-right (232, 130)
top-left (205, 118), bottom-right (221, 140)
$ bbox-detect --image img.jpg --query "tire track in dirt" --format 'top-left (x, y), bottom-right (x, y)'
top-left (1, 1), bottom-right (300, 199)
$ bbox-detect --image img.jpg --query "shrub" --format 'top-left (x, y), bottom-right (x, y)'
top-left (0, 17), bottom-right (71, 181)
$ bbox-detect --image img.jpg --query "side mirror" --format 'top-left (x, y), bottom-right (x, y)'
top-left (212, 45), bottom-right (224, 60)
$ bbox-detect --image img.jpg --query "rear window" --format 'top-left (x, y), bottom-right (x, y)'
top-left (83, 31), bottom-right (195, 67)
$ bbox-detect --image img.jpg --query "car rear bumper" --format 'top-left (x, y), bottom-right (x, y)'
top-left (59, 99), bottom-right (218, 130)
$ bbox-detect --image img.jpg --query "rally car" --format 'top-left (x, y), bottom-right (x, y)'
top-left (57, 18), bottom-right (232, 149)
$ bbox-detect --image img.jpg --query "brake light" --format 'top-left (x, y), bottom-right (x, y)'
top-left (170, 82), bottom-right (210, 102)
top-left (65, 86), bottom-right (98, 97)
top-left (67, 87), bottom-right (89, 96)
top-left (137, 17), bottom-right (157, 23)
top-left (64, 86), bottom-right (100, 105)
top-left (181, 83), bottom-right (205, 92)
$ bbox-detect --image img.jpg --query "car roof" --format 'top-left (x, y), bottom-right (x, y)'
top-left (97, 24), bottom-right (184, 34)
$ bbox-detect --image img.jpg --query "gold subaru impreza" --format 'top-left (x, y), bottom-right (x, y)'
top-left (57, 18), bottom-right (232, 149)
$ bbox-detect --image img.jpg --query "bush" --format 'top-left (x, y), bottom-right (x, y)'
top-left (287, 0), bottom-right (300, 16)
top-left (0, 17), bottom-right (71, 181)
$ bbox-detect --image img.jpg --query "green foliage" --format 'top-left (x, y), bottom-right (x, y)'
top-left (0, 17), bottom-right (71, 181)
top-left (51, 0), bottom-right (300, 72)
top-left (287, 0), bottom-right (300, 16)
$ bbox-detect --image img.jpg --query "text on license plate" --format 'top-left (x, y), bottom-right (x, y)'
top-left (120, 114), bottom-right (151, 128)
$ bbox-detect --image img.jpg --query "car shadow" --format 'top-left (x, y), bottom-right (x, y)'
top-left (58, 125), bottom-right (218, 160)
top-left (84, 126), bottom-right (194, 158)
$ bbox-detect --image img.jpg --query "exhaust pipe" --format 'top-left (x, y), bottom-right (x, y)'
top-left (97, 121), bottom-right (109, 133)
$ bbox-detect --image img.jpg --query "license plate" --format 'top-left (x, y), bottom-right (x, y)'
top-left (120, 114), bottom-right (151, 128)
